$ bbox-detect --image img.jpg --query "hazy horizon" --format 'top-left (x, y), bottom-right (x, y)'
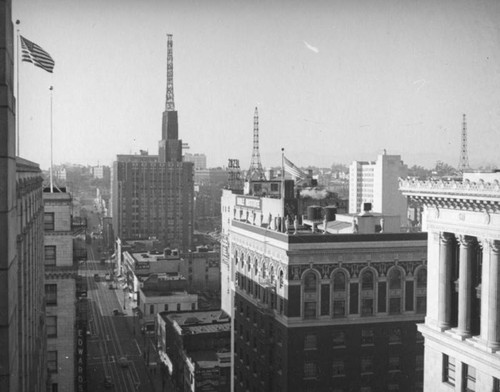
top-left (14, 0), bottom-right (500, 171)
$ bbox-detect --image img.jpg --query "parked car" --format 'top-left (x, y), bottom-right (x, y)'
top-left (104, 376), bottom-right (113, 388)
top-left (112, 309), bottom-right (125, 316)
top-left (105, 274), bottom-right (111, 281)
top-left (94, 274), bottom-right (100, 282)
top-left (118, 356), bottom-right (129, 368)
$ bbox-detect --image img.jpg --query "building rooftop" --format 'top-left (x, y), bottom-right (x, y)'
top-left (164, 310), bottom-right (230, 335)
top-left (231, 219), bottom-right (427, 244)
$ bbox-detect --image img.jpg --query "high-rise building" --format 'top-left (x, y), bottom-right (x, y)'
top-left (0, 3), bottom-right (47, 390)
top-left (221, 179), bottom-right (428, 392)
top-left (43, 188), bottom-right (79, 392)
top-left (184, 153), bottom-right (207, 170)
top-left (349, 152), bottom-right (408, 223)
top-left (400, 172), bottom-right (500, 392)
top-left (111, 35), bottom-right (194, 251)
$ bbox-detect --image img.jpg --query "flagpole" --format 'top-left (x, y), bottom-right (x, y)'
top-left (281, 147), bottom-right (285, 222)
top-left (15, 20), bottom-right (20, 156)
top-left (49, 86), bottom-right (53, 193)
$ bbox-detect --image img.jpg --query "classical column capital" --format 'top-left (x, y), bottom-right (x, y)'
top-left (456, 234), bottom-right (475, 248)
top-left (478, 238), bottom-right (500, 253)
top-left (439, 232), bottom-right (454, 244)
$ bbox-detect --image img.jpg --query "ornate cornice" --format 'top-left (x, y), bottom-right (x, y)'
top-left (400, 179), bottom-right (500, 212)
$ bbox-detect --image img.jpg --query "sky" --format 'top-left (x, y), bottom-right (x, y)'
top-left (13, 0), bottom-right (500, 171)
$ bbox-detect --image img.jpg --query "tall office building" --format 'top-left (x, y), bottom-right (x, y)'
top-left (221, 178), bottom-right (428, 392)
top-left (111, 35), bottom-right (194, 251)
top-left (400, 172), bottom-right (500, 392)
top-left (43, 188), bottom-right (79, 392)
top-left (0, 2), bottom-right (47, 390)
top-left (184, 153), bottom-right (207, 170)
top-left (349, 152), bottom-right (408, 223)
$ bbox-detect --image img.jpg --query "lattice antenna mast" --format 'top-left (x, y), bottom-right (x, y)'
top-left (247, 107), bottom-right (266, 181)
top-left (458, 113), bottom-right (470, 172)
top-left (165, 34), bottom-right (175, 111)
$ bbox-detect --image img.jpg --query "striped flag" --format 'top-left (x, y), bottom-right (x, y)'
top-left (284, 156), bottom-right (307, 180)
top-left (20, 36), bottom-right (55, 73)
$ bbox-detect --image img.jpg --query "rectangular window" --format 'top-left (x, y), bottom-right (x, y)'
top-left (442, 354), bottom-right (455, 386)
top-left (333, 300), bottom-right (346, 318)
top-left (45, 284), bottom-right (57, 306)
top-left (332, 330), bottom-right (346, 348)
top-left (361, 328), bottom-right (374, 346)
top-left (150, 304), bottom-right (154, 314)
top-left (388, 355), bottom-right (401, 372)
top-left (48, 350), bottom-right (58, 373)
top-left (44, 246), bottom-right (56, 266)
top-left (44, 212), bottom-right (55, 231)
top-left (304, 302), bottom-right (316, 319)
top-left (361, 298), bottom-right (373, 316)
top-left (164, 304), bottom-right (168, 311)
top-left (389, 297), bottom-right (401, 314)
top-left (361, 355), bottom-right (374, 374)
top-left (463, 364), bottom-right (476, 392)
top-left (47, 316), bottom-right (57, 337)
top-left (389, 328), bottom-right (402, 344)
top-left (304, 362), bottom-right (317, 379)
top-left (332, 360), bottom-right (345, 377)
top-left (416, 296), bottom-right (426, 314)
top-left (304, 334), bottom-right (317, 350)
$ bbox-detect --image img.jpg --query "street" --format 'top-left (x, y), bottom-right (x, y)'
top-left (82, 243), bottom-right (172, 392)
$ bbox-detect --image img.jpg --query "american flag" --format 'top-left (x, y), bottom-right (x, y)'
top-left (284, 156), bottom-right (307, 180)
top-left (20, 36), bottom-right (55, 73)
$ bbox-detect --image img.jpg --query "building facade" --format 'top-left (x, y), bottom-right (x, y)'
top-left (157, 310), bottom-right (231, 392)
top-left (349, 152), bottom-right (408, 222)
top-left (184, 153), bottom-right (207, 170)
top-left (111, 36), bottom-right (194, 251)
top-left (400, 173), bottom-right (500, 392)
top-left (221, 184), bottom-right (428, 392)
top-left (0, 3), bottom-right (47, 390)
top-left (43, 188), bottom-right (78, 392)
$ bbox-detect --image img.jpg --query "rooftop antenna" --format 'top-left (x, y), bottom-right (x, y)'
top-left (165, 34), bottom-right (175, 111)
top-left (458, 113), bottom-right (470, 172)
top-left (246, 107), bottom-right (266, 181)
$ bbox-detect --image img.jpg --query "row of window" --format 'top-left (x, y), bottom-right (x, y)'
top-left (443, 354), bottom-right (500, 392)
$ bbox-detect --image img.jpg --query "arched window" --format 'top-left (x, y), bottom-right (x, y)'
top-left (360, 269), bottom-right (375, 316)
top-left (388, 268), bottom-right (404, 314)
top-left (303, 271), bottom-right (318, 319)
top-left (415, 267), bottom-right (427, 314)
top-left (332, 270), bottom-right (347, 318)
top-left (247, 256), bottom-right (251, 272)
top-left (235, 252), bottom-right (238, 266)
top-left (262, 263), bottom-right (267, 279)
top-left (254, 259), bottom-right (258, 276)
top-left (270, 266), bottom-right (275, 284)
top-left (279, 270), bottom-right (284, 288)
top-left (361, 270), bottom-right (374, 290)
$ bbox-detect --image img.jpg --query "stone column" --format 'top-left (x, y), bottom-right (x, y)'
top-left (456, 235), bottom-right (475, 337)
top-left (438, 232), bottom-right (453, 329)
top-left (481, 240), bottom-right (500, 349)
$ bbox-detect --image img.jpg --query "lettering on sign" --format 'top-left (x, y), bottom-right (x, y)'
top-left (235, 196), bottom-right (261, 210)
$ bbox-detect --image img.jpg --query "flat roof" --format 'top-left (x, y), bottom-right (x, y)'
top-left (164, 310), bottom-right (230, 335)
top-left (231, 220), bottom-right (427, 244)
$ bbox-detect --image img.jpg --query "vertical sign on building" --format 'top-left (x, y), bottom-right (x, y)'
top-left (75, 299), bottom-right (88, 392)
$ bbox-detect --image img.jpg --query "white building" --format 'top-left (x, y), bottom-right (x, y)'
top-left (349, 152), bottom-right (408, 224)
top-left (400, 172), bottom-right (500, 392)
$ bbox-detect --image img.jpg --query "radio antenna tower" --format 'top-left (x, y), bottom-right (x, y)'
top-left (247, 107), bottom-right (266, 181)
top-left (458, 113), bottom-right (470, 172)
top-left (165, 34), bottom-right (175, 111)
